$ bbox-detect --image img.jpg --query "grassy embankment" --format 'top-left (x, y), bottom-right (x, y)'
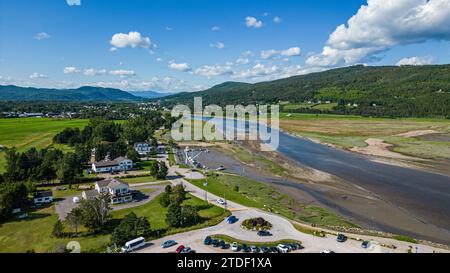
top-left (210, 234), bottom-right (302, 248)
top-left (0, 193), bottom-right (229, 253)
top-left (187, 173), bottom-right (356, 229)
top-left (279, 113), bottom-right (450, 160)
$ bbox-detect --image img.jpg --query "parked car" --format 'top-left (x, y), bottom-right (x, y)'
top-left (277, 244), bottom-right (289, 253)
top-left (231, 242), bottom-right (239, 252)
top-left (227, 215), bottom-right (238, 224)
top-left (337, 234), bottom-right (348, 243)
top-left (72, 197), bottom-right (80, 204)
top-left (221, 243), bottom-right (230, 250)
top-left (250, 245), bottom-right (259, 253)
top-left (321, 249), bottom-right (335, 253)
top-left (216, 166), bottom-right (225, 171)
top-left (242, 244), bottom-right (250, 252)
top-left (217, 199), bottom-right (227, 205)
top-left (160, 240), bottom-right (177, 248)
top-left (361, 241), bottom-right (370, 249)
top-left (288, 243), bottom-right (298, 250)
top-left (294, 243), bottom-right (304, 250)
top-left (181, 247), bottom-right (191, 253)
top-left (269, 246), bottom-right (279, 253)
top-left (203, 236), bottom-right (212, 245)
top-left (257, 230), bottom-right (272, 237)
top-left (212, 239), bottom-right (220, 247)
top-left (175, 245), bottom-right (185, 253)
top-left (261, 246), bottom-right (269, 253)
top-left (218, 240), bottom-right (225, 248)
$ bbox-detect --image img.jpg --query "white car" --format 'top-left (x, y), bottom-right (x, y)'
top-left (72, 197), bottom-right (80, 203)
top-left (231, 242), bottom-right (239, 252)
top-left (277, 244), bottom-right (289, 253)
top-left (321, 249), bottom-right (335, 253)
top-left (217, 199), bottom-right (227, 205)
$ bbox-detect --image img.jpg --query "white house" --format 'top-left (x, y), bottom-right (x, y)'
top-left (133, 142), bottom-right (153, 155)
top-left (82, 178), bottom-right (133, 204)
top-left (34, 190), bottom-right (53, 205)
top-left (91, 156), bottom-right (133, 173)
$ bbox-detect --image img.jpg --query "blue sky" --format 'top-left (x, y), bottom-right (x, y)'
top-left (1, 0), bottom-right (449, 92)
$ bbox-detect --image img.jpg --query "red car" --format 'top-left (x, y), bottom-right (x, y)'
top-left (175, 245), bottom-right (185, 253)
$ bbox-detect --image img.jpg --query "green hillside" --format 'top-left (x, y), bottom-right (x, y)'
top-left (161, 65), bottom-right (450, 118)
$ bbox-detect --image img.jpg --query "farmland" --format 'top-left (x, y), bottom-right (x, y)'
top-left (0, 118), bottom-right (89, 173)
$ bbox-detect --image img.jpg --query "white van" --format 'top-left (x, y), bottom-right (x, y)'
top-left (121, 237), bottom-right (146, 253)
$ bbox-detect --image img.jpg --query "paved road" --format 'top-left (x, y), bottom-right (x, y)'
top-left (136, 165), bottom-right (449, 253)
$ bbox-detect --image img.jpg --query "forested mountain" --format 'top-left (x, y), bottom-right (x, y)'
top-left (0, 85), bottom-right (141, 101)
top-left (127, 90), bottom-right (173, 99)
top-left (161, 65), bottom-right (450, 118)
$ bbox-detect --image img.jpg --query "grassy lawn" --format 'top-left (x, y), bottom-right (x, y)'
top-left (0, 193), bottom-right (229, 253)
top-left (120, 175), bottom-right (159, 184)
top-left (188, 173), bottom-right (356, 228)
top-left (0, 118), bottom-right (89, 173)
top-left (0, 206), bottom-right (110, 253)
top-left (279, 113), bottom-right (450, 159)
top-left (210, 234), bottom-right (302, 248)
top-left (38, 184), bottom-right (94, 199)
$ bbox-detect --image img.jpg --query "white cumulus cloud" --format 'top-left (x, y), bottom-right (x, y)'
top-left (273, 16), bottom-right (282, 24)
top-left (66, 0), bottom-right (81, 6)
top-left (29, 72), bottom-right (48, 79)
top-left (109, 70), bottom-right (136, 78)
top-left (110, 31), bottom-right (152, 50)
top-left (35, 32), bottom-right (50, 40)
top-left (245, 16), bottom-right (263, 28)
top-left (63, 66), bottom-right (80, 74)
top-left (211, 26), bottom-right (220, 31)
top-left (194, 64), bottom-right (234, 78)
top-left (84, 68), bottom-right (107, 76)
top-left (168, 61), bottom-right (191, 72)
top-left (210, 42), bottom-right (225, 49)
top-left (261, 47), bottom-right (301, 59)
top-left (307, 0), bottom-right (450, 67)
top-left (396, 56), bottom-right (433, 66)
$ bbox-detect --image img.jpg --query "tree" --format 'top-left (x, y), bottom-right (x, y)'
top-left (148, 160), bottom-right (159, 177)
top-left (126, 148), bottom-right (140, 163)
top-left (66, 207), bottom-right (84, 235)
top-left (157, 161), bottom-right (168, 179)
top-left (52, 220), bottom-right (64, 238)
top-left (170, 184), bottom-right (186, 205)
top-left (159, 192), bottom-right (171, 207)
top-left (0, 182), bottom-right (29, 221)
top-left (57, 152), bottom-right (81, 187)
top-left (110, 212), bottom-right (150, 247)
top-left (79, 193), bottom-right (112, 232)
top-left (180, 205), bottom-right (200, 227)
top-left (166, 203), bottom-right (182, 228)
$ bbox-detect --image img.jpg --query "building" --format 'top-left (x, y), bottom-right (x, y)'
top-left (134, 142), bottom-right (153, 155)
top-left (82, 178), bottom-right (133, 204)
top-left (34, 190), bottom-right (53, 205)
top-left (91, 156), bottom-right (133, 173)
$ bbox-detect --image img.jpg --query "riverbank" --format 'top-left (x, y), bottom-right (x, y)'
top-left (194, 142), bottom-right (450, 246)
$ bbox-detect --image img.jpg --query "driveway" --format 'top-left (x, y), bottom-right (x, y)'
top-left (55, 185), bottom-right (164, 220)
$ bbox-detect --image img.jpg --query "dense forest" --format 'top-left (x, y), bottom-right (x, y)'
top-left (160, 65), bottom-right (450, 118)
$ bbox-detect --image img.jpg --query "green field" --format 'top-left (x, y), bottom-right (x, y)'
top-left (0, 193), bottom-right (229, 253)
top-left (0, 118), bottom-right (89, 173)
top-left (279, 113), bottom-right (450, 160)
top-left (188, 173), bottom-right (356, 228)
top-left (283, 102), bottom-right (338, 111)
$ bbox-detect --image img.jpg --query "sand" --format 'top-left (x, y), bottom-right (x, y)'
top-left (351, 138), bottom-right (417, 160)
top-left (395, 130), bottom-right (439, 138)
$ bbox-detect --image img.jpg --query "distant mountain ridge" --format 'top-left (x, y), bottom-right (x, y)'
top-left (161, 65), bottom-right (450, 117)
top-left (0, 85), bottom-right (141, 101)
top-left (127, 90), bottom-right (174, 99)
